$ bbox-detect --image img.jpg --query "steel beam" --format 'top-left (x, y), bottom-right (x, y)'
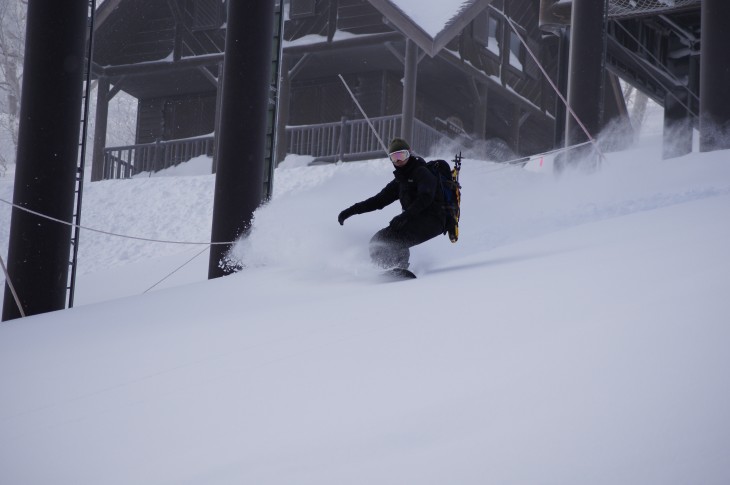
top-left (699, 0), bottom-right (730, 152)
top-left (663, 89), bottom-right (693, 159)
top-left (2, 0), bottom-right (88, 320)
top-left (564, 0), bottom-right (607, 166)
top-left (208, 0), bottom-right (275, 278)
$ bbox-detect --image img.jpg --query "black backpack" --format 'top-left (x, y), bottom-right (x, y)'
top-left (426, 153), bottom-right (462, 243)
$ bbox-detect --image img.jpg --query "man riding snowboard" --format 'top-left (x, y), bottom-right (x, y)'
top-left (337, 138), bottom-right (446, 271)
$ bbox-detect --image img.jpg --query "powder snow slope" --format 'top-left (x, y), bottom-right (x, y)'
top-left (1, 135), bottom-right (730, 485)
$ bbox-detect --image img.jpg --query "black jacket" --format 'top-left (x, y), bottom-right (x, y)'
top-left (351, 156), bottom-right (445, 224)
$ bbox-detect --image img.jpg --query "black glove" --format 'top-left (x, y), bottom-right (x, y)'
top-left (338, 207), bottom-right (356, 225)
top-left (389, 213), bottom-right (409, 230)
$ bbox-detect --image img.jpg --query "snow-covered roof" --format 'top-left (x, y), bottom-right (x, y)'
top-left (386, 0), bottom-right (474, 38)
top-left (367, 0), bottom-right (491, 57)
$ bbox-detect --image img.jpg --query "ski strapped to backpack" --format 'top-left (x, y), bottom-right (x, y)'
top-left (426, 152), bottom-right (462, 243)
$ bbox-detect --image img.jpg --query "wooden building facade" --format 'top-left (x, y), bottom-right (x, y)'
top-left (280, 0), bottom-right (564, 161)
top-left (91, 0), bottom-right (283, 197)
top-left (90, 0), bottom-right (635, 182)
top-left (94, 0), bottom-right (226, 144)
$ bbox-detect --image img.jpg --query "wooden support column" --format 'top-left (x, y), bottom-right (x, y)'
top-left (91, 76), bottom-right (110, 181)
top-left (699, 0), bottom-right (730, 152)
top-left (471, 79), bottom-right (488, 140)
top-left (400, 39), bottom-right (419, 143)
top-left (172, 22), bottom-right (183, 61)
top-left (510, 108), bottom-right (530, 155)
top-left (167, 0), bottom-right (185, 61)
top-left (511, 105), bottom-right (522, 153)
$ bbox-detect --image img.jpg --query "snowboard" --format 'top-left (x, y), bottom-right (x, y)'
top-left (381, 267), bottom-right (417, 281)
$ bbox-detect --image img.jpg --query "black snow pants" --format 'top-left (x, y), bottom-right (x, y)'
top-left (369, 212), bottom-right (444, 269)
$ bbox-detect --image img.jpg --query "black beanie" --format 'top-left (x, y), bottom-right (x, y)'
top-left (388, 137), bottom-right (410, 153)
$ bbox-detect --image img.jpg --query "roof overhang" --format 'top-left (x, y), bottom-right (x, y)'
top-left (367, 0), bottom-right (492, 57)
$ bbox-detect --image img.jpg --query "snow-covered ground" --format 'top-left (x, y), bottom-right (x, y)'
top-left (1, 125), bottom-right (730, 484)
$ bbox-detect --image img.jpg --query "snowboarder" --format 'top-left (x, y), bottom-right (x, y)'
top-left (337, 138), bottom-right (446, 271)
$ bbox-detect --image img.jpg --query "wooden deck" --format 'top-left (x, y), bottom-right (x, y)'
top-left (102, 115), bottom-right (454, 179)
top-left (102, 136), bottom-right (215, 179)
top-left (285, 114), bottom-right (450, 163)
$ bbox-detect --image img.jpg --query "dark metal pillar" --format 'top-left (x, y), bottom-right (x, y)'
top-left (2, 0), bottom-right (88, 321)
top-left (400, 39), bottom-right (419, 143)
top-left (699, 0), bottom-right (730, 152)
top-left (564, 0), bottom-right (607, 164)
top-left (91, 76), bottom-right (110, 182)
top-left (663, 90), bottom-right (693, 159)
top-left (264, 1), bottom-right (285, 199)
top-left (208, 0), bottom-right (275, 279)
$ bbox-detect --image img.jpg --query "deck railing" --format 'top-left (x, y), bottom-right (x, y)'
top-left (285, 115), bottom-right (448, 162)
top-left (101, 116), bottom-right (450, 180)
top-left (103, 136), bottom-right (215, 179)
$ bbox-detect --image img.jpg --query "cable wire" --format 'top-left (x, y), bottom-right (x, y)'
top-left (338, 74), bottom-right (389, 156)
top-left (0, 197), bottom-right (235, 246)
top-left (143, 246), bottom-right (210, 294)
top-left (467, 141), bottom-right (593, 176)
top-left (0, 253), bottom-right (26, 318)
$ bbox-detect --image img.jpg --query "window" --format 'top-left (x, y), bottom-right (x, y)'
top-left (473, 11), bottom-right (501, 57)
top-left (508, 29), bottom-right (525, 71)
top-left (487, 14), bottom-right (500, 55)
top-left (290, 0), bottom-right (316, 19)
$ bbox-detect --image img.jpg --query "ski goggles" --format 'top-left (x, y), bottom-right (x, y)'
top-left (389, 149), bottom-right (410, 164)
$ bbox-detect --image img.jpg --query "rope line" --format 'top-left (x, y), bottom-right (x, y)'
top-left (0, 197), bottom-right (235, 246)
top-left (466, 141), bottom-right (593, 176)
top-left (338, 74), bottom-right (389, 156)
top-left (498, 141), bottom-right (592, 167)
top-left (143, 246), bottom-right (210, 294)
top-left (0, 253), bottom-right (26, 318)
